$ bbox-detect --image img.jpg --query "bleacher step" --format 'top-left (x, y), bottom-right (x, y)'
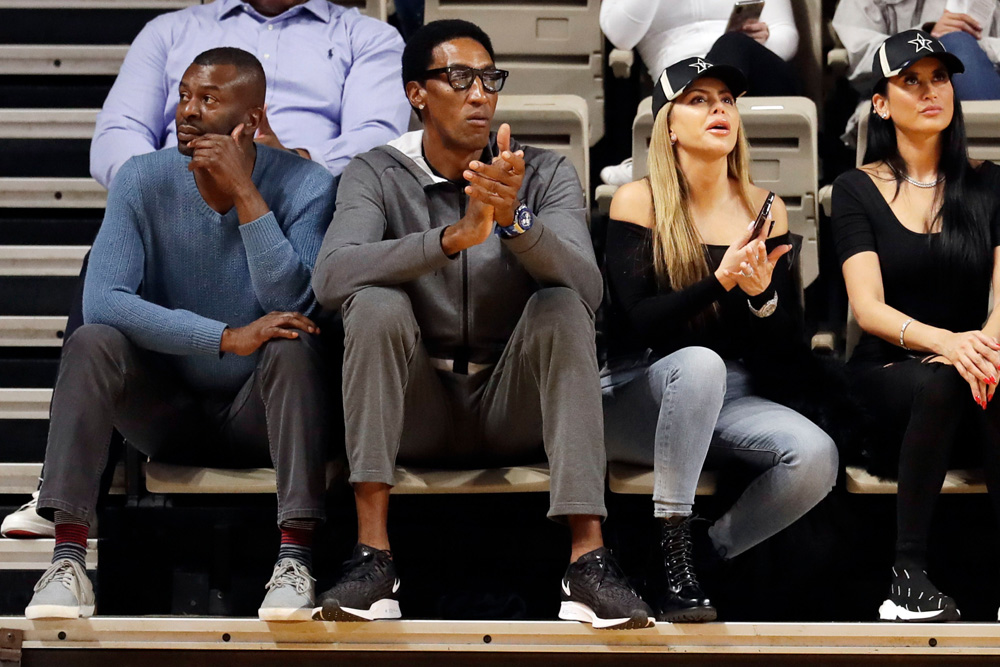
top-left (0, 538), bottom-right (96, 570)
top-left (0, 389), bottom-right (50, 419)
top-left (0, 108), bottom-right (97, 139)
top-left (0, 178), bottom-right (105, 208)
top-left (0, 317), bottom-right (67, 347)
top-left (0, 617), bottom-right (996, 655)
top-left (0, 245), bottom-right (88, 276)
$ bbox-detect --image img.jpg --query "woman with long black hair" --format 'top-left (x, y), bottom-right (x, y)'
top-left (831, 29), bottom-right (1000, 622)
top-left (603, 58), bottom-right (838, 623)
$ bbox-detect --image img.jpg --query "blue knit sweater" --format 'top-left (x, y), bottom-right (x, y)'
top-left (83, 144), bottom-right (336, 394)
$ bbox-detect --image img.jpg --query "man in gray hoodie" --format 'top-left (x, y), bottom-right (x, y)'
top-left (310, 19), bottom-right (653, 629)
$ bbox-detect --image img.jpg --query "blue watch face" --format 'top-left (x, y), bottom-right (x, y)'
top-left (516, 205), bottom-right (533, 230)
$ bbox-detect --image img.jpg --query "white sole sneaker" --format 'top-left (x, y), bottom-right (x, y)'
top-left (879, 599), bottom-right (960, 622)
top-left (313, 598), bottom-right (401, 622)
top-left (258, 606), bottom-right (314, 622)
top-left (558, 601), bottom-right (654, 630)
top-left (25, 603), bottom-right (95, 620)
top-left (1, 493), bottom-right (55, 539)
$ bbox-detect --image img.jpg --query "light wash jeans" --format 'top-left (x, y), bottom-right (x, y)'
top-left (602, 347), bottom-right (838, 558)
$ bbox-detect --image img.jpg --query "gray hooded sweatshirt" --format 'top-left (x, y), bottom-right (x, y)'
top-left (312, 130), bottom-right (602, 365)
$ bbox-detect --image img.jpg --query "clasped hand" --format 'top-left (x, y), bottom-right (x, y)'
top-left (441, 123), bottom-right (526, 255)
top-left (933, 331), bottom-right (1000, 409)
top-left (220, 311), bottom-right (319, 356)
top-left (716, 220), bottom-right (792, 296)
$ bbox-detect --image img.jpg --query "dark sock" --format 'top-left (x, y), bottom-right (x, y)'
top-left (278, 519), bottom-right (315, 570)
top-left (53, 510), bottom-right (89, 569)
top-left (895, 545), bottom-right (927, 573)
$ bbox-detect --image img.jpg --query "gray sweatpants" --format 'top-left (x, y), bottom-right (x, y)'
top-left (37, 324), bottom-right (332, 525)
top-left (341, 286), bottom-right (607, 519)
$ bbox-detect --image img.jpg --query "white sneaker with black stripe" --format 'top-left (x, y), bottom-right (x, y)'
top-left (878, 566), bottom-right (960, 622)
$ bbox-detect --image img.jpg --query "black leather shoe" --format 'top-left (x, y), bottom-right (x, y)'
top-left (656, 516), bottom-right (717, 623)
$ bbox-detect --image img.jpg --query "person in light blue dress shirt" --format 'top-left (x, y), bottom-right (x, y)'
top-left (90, 0), bottom-right (411, 187)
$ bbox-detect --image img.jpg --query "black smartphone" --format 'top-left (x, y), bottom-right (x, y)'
top-left (749, 191), bottom-right (775, 240)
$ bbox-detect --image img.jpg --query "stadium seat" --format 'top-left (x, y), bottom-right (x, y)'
top-left (144, 461), bottom-right (550, 495)
top-left (145, 461), bottom-right (344, 494)
top-left (737, 97), bottom-right (820, 286)
top-left (424, 0), bottom-right (604, 145)
top-left (845, 466), bottom-right (986, 494)
top-left (607, 463), bottom-right (717, 496)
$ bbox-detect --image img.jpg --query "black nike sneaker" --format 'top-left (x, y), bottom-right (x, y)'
top-left (879, 566), bottom-right (960, 622)
top-left (313, 543), bottom-right (401, 621)
top-left (558, 547), bottom-right (654, 629)
top-left (655, 515), bottom-right (717, 623)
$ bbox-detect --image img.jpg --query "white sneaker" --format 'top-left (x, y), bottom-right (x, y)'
top-left (1, 492), bottom-right (55, 538)
top-left (600, 157), bottom-right (633, 187)
top-left (25, 558), bottom-right (95, 619)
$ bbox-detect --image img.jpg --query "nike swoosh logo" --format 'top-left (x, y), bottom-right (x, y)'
top-left (392, 578), bottom-right (401, 593)
top-left (561, 579), bottom-right (571, 597)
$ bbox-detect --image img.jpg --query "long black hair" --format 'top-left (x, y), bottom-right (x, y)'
top-left (863, 74), bottom-right (993, 282)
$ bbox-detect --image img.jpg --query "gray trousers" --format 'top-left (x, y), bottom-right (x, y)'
top-left (38, 324), bottom-right (331, 525)
top-left (341, 286), bottom-right (607, 519)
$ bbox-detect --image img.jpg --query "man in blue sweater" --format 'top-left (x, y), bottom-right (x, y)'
top-left (24, 48), bottom-right (336, 622)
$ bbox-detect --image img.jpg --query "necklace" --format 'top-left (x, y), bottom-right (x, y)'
top-left (899, 172), bottom-right (945, 189)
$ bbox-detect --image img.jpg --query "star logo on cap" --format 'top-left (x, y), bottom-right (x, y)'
top-left (908, 34), bottom-right (934, 54)
top-left (689, 58), bottom-right (711, 74)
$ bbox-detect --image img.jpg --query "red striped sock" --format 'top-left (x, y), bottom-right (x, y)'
top-left (278, 520), bottom-right (315, 569)
top-left (53, 511), bottom-right (89, 568)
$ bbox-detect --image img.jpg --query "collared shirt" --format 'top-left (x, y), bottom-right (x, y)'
top-left (90, 0), bottom-right (410, 187)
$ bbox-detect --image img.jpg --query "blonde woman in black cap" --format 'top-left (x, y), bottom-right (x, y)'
top-left (602, 58), bottom-right (838, 623)
top-left (831, 29), bottom-right (1000, 622)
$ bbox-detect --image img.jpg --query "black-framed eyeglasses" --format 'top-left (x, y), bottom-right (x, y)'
top-left (424, 66), bottom-right (509, 93)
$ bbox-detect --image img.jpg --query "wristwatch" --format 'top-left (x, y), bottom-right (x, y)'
top-left (496, 204), bottom-right (534, 239)
top-left (747, 292), bottom-right (778, 318)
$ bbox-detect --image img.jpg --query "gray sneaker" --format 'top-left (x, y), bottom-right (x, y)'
top-left (258, 558), bottom-right (315, 622)
top-left (25, 558), bottom-right (95, 619)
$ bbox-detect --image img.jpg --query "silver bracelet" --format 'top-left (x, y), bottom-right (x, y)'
top-left (747, 292), bottom-right (778, 318)
top-left (899, 317), bottom-right (915, 350)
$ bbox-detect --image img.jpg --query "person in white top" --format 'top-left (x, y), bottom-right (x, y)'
top-left (833, 0), bottom-right (1000, 99)
top-left (600, 0), bottom-right (799, 90)
top-left (599, 0), bottom-right (800, 186)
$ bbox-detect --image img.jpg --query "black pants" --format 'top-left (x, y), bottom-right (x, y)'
top-left (38, 324), bottom-right (332, 526)
top-left (707, 31), bottom-right (799, 97)
top-left (38, 251), bottom-right (123, 499)
top-left (853, 359), bottom-right (1000, 565)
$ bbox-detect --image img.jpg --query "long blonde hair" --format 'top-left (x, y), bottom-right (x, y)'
top-left (647, 101), bottom-right (755, 292)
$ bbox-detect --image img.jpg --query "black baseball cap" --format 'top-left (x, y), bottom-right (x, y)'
top-left (872, 29), bottom-right (964, 80)
top-left (652, 57), bottom-right (748, 119)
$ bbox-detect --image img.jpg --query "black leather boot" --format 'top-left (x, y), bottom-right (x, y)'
top-left (656, 515), bottom-right (717, 623)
